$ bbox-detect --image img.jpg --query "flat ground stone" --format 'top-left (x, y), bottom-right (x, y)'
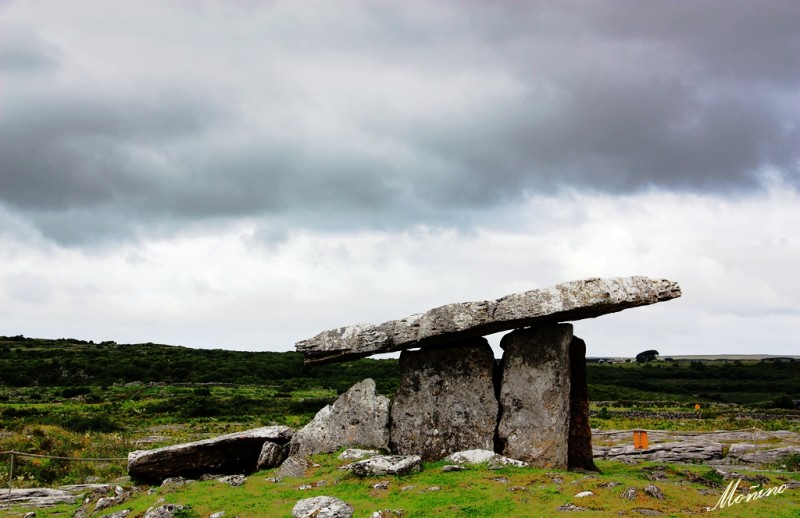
top-left (497, 324), bottom-right (572, 468)
top-left (290, 379), bottom-right (389, 456)
top-left (345, 455), bottom-right (422, 477)
top-left (445, 449), bottom-right (528, 467)
top-left (297, 276), bottom-right (681, 364)
top-left (389, 338), bottom-right (498, 460)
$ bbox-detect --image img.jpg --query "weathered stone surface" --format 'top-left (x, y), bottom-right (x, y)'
top-left (0, 488), bottom-right (78, 507)
top-left (297, 276), bottom-right (681, 364)
top-left (720, 445), bottom-right (800, 465)
top-left (497, 324), bottom-right (572, 468)
top-left (144, 504), bottom-right (193, 518)
top-left (445, 449), bottom-right (528, 468)
top-left (388, 339), bottom-right (498, 460)
top-left (257, 441), bottom-right (288, 469)
top-left (594, 441), bottom-right (724, 463)
top-left (292, 496), bottom-right (354, 518)
top-left (277, 455), bottom-right (314, 478)
top-left (344, 455), bottom-right (422, 477)
top-left (289, 379), bottom-right (390, 456)
top-left (127, 425), bottom-right (293, 482)
top-left (338, 448), bottom-right (378, 460)
top-left (568, 336), bottom-right (596, 471)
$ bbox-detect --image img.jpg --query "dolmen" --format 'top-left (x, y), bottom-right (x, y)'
top-left (295, 276), bottom-right (681, 470)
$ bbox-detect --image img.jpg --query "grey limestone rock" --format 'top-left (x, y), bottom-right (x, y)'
top-left (143, 504), bottom-right (192, 518)
top-left (289, 378), bottom-right (390, 456)
top-left (127, 425), bottom-right (293, 482)
top-left (292, 496), bottom-right (354, 518)
top-left (0, 488), bottom-right (78, 507)
top-left (257, 441), bottom-right (288, 469)
top-left (594, 441), bottom-right (724, 463)
top-left (389, 339), bottom-right (498, 460)
top-left (445, 449), bottom-right (528, 467)
top-left (497, 324), bottom-right (572, 468)
top-left (278, 455), bottom-right (315, 478)
top-left (297, 276), bottom-right (681, 364)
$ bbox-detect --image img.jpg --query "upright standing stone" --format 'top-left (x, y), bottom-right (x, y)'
top-left (389, 338), bottom-right (498, 460)
top-left (568, 336), bottom-right (597, 471)
top-left (497, 324), bottom-right (572, 468)
top-left (289, 379), bottom-right (390, 456)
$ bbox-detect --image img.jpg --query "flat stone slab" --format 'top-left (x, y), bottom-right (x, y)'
top-left (296, 276), bottom-right (681, 364)
top-left (128, 425), bottom-right (294, 481)
top-left (342, 455), bottom-right (422, 477)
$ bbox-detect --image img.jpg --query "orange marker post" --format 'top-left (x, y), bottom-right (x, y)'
top-left (633, 430), bottom-right (649, 450)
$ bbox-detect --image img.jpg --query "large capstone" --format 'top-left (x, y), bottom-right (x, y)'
top-left (289, 378), bottom-right (390, 456)
top-left (297, 276), bottom-right (681, 364)
top-left (389, 338), bottom-right (498, 460)
top-left (496, 324), bottom-right (572, 468)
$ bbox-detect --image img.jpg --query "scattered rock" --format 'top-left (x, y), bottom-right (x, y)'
top-left (633, 510), bottom-right (662, 516)
top-left (574, 490), bottom-right (594, 498)
top-left (0, 488), bottom-right (77, 507)
top-left (497, 324), bottom-right (572, 468)
top-left (297, 276), bottom-right (681, 363)
top-left (258, 441), bottom-right (289, 469)
top-left (161, 477), bottom-right (190, 488)
top-left (372, 481), bottom-right (390, 490)
top-left (128, 425), bottom-right (293, 482)
top-left (643, 484), bottom-right (664, 500)
top-left (297, 484), bottom-right (313, 491)
top-left (491, 477), bottom-right (509, 484)
top-left (144, 504), bottom-right (193, 518)
top-left (278, 455), bottom-right (315, 478)
top-left (389, 339), bottom-right (498, 460)
top-left (424, 486), bottom-right (441, 492)
top-left (509, 486), bottom-right (526, 492)
top-left (95, 495), bottom-right (125, 512)
top-left (209, 512), bottom-right (225, 518)
top-left (99, 511), bottom-right (131, 518)
top-left (620, 487), bottom-right (637, 500)
top-left (345, 455), bottom-right (422, 477)
top-left (292, 496), bottom-right (354, 518)
top-left (370, 511), bottom-right (404, 518)
top-left (290, 379), bottom-right (390, 456)
top-left (556, 503), bottom-right (587, 512)
top-left (400, 486), bottom-right (415, 492)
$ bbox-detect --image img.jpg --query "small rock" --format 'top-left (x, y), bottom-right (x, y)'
top-left (424, 486), bottom-right (440, 492)
top-left (400, 485), bottom-right (415, 492)
top-left (552, 477), bottom-right (564, 485)
top-left (209, 512), bottom-right (225, 518)
top-left (217, 475), bottom-right (245, 487)
top-left (597, 481), bottom-right (620, 488)
top-left (370, 511), bottom-right (404, 518)
top-left (372, 481), bottom-right (390, 490)
top-left (338, 449), bottom-right (379, 460)
top-left (620, 487), bottom-right (637, 499)
top-left (509, 486), bottom-right (526, 492)
top-left (446, 449), bottom-right (528, 467)
top-left (643, 484), bottom-right (664, 500)
top-left (99, 511), bottom-right (131, 518)
top-left (292, 496), bottom-right (354, 518)
top-left (646, 470), bottom-right (667, 481)
top-left (556, 503), bottom-right (587, 512)
top-left (297, 484), bottom-right (313, 491)
top-left (491, 477), bottom-right (509, 484)
top-left (574, 490), bottom-right (594, 498)
top-left (633, 510), bottom-right (662, 516)
top-left (442, 465), bottom-right (464, 472)
top-left (265, 476), bottom-right (282, 483)
top-left (160, 477), bottom-right (189, 488)
top-left (23, 513), bottom-right (37, 518)
top-left (95, 496), bottom-right (124, 512)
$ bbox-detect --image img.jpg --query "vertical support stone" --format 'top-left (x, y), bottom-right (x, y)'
top-left (389, 337), bottom-right (498, 461)
top-left (497, 324), bottom-right (572, 468)
top-left (568, 335), bottom-right (597, 471)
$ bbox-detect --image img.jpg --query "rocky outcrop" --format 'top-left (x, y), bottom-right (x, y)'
top-left (127, 425), bottom-right (293, 482)
top-left (297, 276), bottom-right (681, 364)
top-left (0, 488), bottom-right (78, 507)
top-left (292, 496), bottom-right (354, 518)
top-left (289, 378), bottom-right (390, 456)
top-left (594, 441), bottom-right (724, 463)
top-left (496, 324), bottom-right (572, 468)
top-left (568, 336), bottom-right (596, 471)
top-left (389, 339), bottom-right (498, 460)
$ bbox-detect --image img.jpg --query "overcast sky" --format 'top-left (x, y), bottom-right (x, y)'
top-left (1, 0), bottom-right (798, 358)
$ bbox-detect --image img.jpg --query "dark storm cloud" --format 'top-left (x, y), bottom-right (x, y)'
top-left (0, 1), bottom-right (797, 245)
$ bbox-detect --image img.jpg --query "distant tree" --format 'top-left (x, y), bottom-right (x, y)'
top-left (636, 349), bottom-right (659, 363)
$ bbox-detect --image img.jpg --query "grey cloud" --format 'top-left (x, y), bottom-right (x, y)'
top-left (0, 0), bottom-right (797, 246)
top-left (0, 23), bottom-right (61, 73)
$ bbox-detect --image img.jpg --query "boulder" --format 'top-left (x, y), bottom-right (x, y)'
top-left (127, 425), bottom-right (293, 482)
top-left (297, 276), bottom-right (681, 364)
top-left (257, 441), bottom-right (288, 470)
top-left (292, 496), bottom-right (354, 518)
top-left (388, 339), bottom-right (498, 460)
top-left (496, 324), bottom-right (572, 468)
top-left (344, 455), bottom-right (422, 477)
top-left (568, 336), bottom-right (596, 471)
top-left (289, 379), bottom-right (390, 456)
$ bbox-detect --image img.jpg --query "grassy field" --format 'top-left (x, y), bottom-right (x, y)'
top-left (0, 336), bottom-right (798, 515)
